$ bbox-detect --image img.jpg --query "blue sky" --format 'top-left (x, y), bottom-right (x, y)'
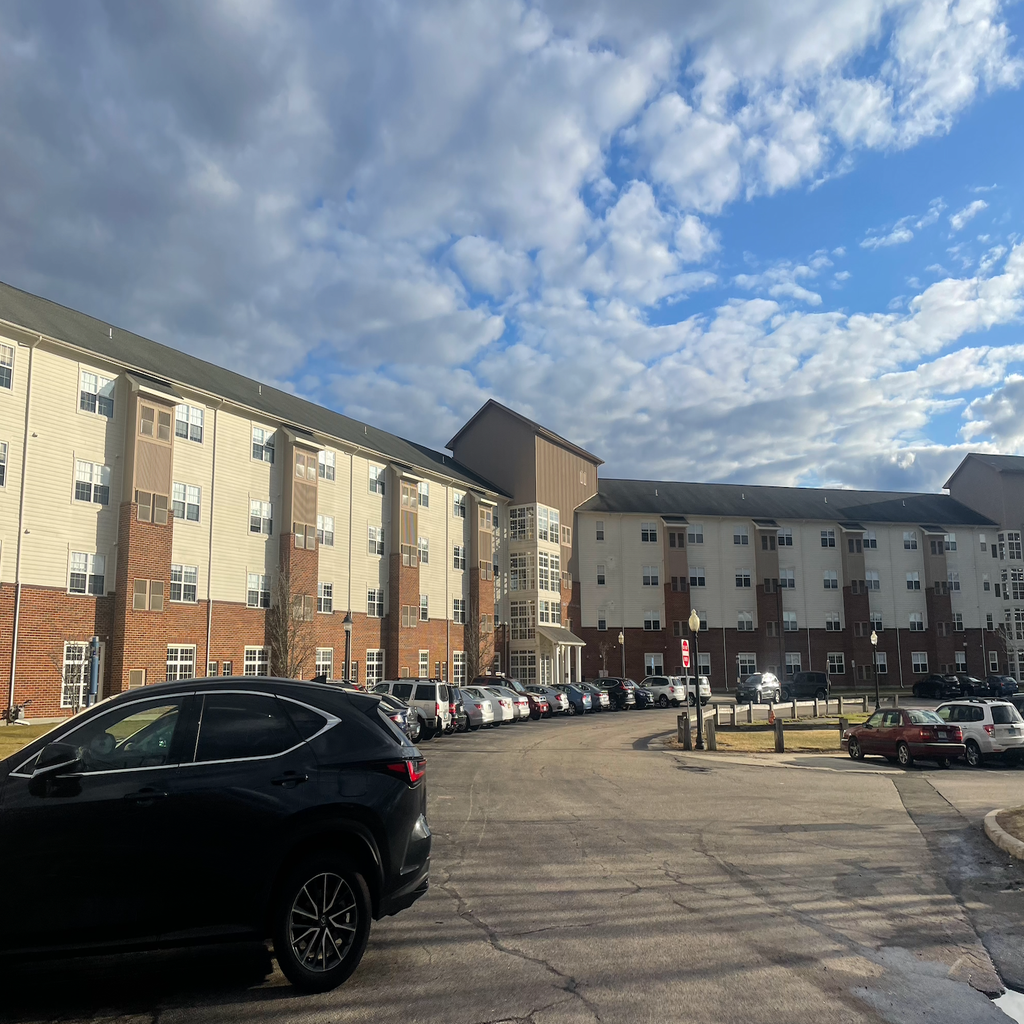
top-left (1, 0), bottom-right (1023, 493)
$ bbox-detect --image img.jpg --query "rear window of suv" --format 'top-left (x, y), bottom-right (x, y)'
top-left (414, 684), bottom-right (435, 701)
top-left (993, 705), bottom-right (1023, 724)
top-left (392, 683), bottom-right (414, 701)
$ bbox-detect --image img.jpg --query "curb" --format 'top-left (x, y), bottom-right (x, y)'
top-left (984, 807), bottom-right (1024, 861)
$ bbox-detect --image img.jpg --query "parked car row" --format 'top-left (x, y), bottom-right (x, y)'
top-left (911, 673), bottom-right (1020, 700)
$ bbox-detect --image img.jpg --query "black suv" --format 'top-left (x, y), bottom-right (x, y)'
top-left (912, 674), bottom-right (963, 699)
top-left (0, 678), bottom-right (430, 992)
top-left (781, 671), bottom-right (831, 701)
top-left (985, 675), bottom-right (1020, 698)
top-left (598, 677), bottom-right (636, 710)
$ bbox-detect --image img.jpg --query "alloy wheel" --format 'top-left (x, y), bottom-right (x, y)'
top-left (288, 872), bottom-right (359, 974)
top-left (897, 742), bottom-right (913, 768)
top-left (965, 740), bottom-right (982, 768)
top-left (658, 694), bottom-right (669, 708)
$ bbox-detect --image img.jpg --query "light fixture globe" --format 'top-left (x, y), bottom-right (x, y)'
top-left (870, 630), bottom-right (878, 646)
top-left (688, 609), bottom-right (700, 633)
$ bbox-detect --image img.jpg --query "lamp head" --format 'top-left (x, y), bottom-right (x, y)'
top-left (617, 631), bottom-right (624, 645)
top-left (343, 611), bottom-right (353, 634)
top-left (688, 609), bottom-right (700, 633)
top-left (870, 630), bottom-right (877, 646)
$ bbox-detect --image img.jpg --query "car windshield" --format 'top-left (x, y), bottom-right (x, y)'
top-left (907, 710), bottom-right (944, 725)
top-left (993, 705), bottom-right (1023, 724)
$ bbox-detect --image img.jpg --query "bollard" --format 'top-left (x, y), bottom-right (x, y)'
top-left (838, 695), bottom-right (844, 714)
top-left (747, 701), bottom-right (754, 724)
top-left (774, 716), bottom-right (785, 753)
top-left (813, 697), bottom-right (820, 718)
top-left (705, 715), bottom-right (717, 751)
top-left (790, 699), bottom-right (798, 720)
top-left (893, 694), bottom-right (899, 707)
top-left (839, 716), bottom-right (849, 740)
top-left (678, 712), bottom-right (692, 750)
top-left (714, 703), bottom-right (722, 726)
top-left (862, 695), bottom-right (869, 713)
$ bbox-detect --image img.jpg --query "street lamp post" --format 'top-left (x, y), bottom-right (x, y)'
top-left (343, 611), bottom-right (353, 684)
top-left (870, 629), bottom-right (880, 710)
top-left (618, 630), bottom-right (625, 678)
top-left (688, 609), bottom-right (704, 750)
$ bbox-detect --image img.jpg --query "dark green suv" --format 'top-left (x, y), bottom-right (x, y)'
top-left (781, 671), bottom-right (831, 701)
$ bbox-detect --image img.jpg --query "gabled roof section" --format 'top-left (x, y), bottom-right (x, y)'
top-left (944, 452), bottom-right (1024, 490)
top-left (0, 279), bottom-right (506, 496)
top-left (447, 399), bottom-right (603, 466)
top-left (579, 478), bottom-right (995, 527)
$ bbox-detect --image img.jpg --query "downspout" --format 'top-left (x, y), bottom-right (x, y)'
top-left (9, 339), bottom-right (38, 712)
top-left (895, 625), bottom-right (904, 688)
top-left (204, 402), bottom-right (221, 674)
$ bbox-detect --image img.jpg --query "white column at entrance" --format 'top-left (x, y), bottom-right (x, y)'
top-left (575, 645), bottom-right (582, 683)
top-left (553, 646), bottom-right (560, 688)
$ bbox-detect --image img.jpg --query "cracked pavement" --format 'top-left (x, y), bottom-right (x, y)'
top-left (2, 711), bottom-right (1021, 1023)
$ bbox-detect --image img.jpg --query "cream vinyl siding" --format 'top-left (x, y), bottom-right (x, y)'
top-left (208, 410), bottom-right (278, 603)
top-left (416, 475), bottom-right (448, 620)
top-left (578, 512), bottom-right (623, 629)
top-left (349, 453), bottom-right (390, 608)
top-left (169, 402), bottom-right (215, 578)
top-left (0, 331), bottom-right (29, 583)
top-left (315, 446), bottom-right (351, 613)
top-left (20, 346), bottom-right (123, 590)
top-left (798, 522), bottom-right (844, 629)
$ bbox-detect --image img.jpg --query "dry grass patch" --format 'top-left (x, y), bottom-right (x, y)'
top-left (0, 723), bottom-right (59, 762)
top-left (670, 728), bottom-right (843, 753)
top-left (996, 807), bottom-right (1024, 844)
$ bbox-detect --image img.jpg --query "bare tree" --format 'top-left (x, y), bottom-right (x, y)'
top-left (597, 640), bottom-right (610, 673)
top-left (267, 570), bottom-right (316, 679)
top-left (463, 609), bottom-right (481, 683)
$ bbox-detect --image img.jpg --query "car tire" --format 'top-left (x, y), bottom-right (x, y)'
top-left (936, 757), bottom-right (953, 768)
top-left (780, 688), bottom-right (791, 702)
top-left (469, 722), bottom-right (480, 731)
top-left (419, 725), bottom-right (435, 741)
top-left (658, 694), bottom-right (669, 708)
top-left (849, 737), bottom-right (864, 760)
top-left (912, 684), bottom-right (921, 697)
top-left (814, 688), bottom-right (827, 700)
top-left (688, 693), bottom-right (697, 706)
top-left (566, 701), bottom-right (576, 716)
top-left (408, 717), bottom-right (422, 743)
top-left (272, 852), bottom-right (372, 993)
top-left (897, 741), bottom-right (914, 768)
top-left (965, 740), bottom-right (983, 768)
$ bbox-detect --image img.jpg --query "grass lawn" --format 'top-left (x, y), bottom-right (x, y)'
top-left (713, 729), bottom-right (842, 753)
top-left (0, 723), bottom-right (59, 762)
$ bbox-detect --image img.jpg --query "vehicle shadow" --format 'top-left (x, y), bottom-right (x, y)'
top-left (0, 942), bottom-right (288, 1020)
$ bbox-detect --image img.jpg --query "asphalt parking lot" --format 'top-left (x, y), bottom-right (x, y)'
top-left (4, 708), bottom-right (1023, 1024)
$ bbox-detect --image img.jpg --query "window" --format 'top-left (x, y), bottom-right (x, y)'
top-left (683, 523), bottom-right (703, 546)
top-left (249, 499), bottom-right (272, 535)
top-left (983, 573), bottom-right (991, 592)
top-left (80, 371), bottom-right (114, 418)
top-left (170, 564), bottom-right (198, 603)
top-left (827, 653), bottom-right (845, 675)
top-left (166, 645), bottom-right (196, 681)
top-left (316, 514), bottom-right (334, 547)
top-left (192, 692), bottom-right (299, 762)
top-left (909, 612), bottom-right (924, 632)
top-left (174, 404), bottom-right (204, 443)
top-left (823, 570), bottom-right (838, 590)
top-left (74, 460), bottom-right (110, 505)
top-left (738, 653), bottom-right (756, 676)
top-left (317, 582), bottom-right (333, 614)
top-left (598, 616), bottom-right (607, 631)
top-left (510, 506), bottom-right (534, 541)
top-left (0, 343), bottom-right (12, 390)
top-left (903, 531), bottom-right (917, 550)
top-left (987, 612), bottom-right (995, 631)
top-left (735, 569), bottom-right (751, 588)
top-left (1010, 532), bottom-right (1023, 560)
top-left (561, 524), bottom-right (572, 546)
top-left (136, 490), bottom-right (169, 525)
top-left (132, 578), bottom-right (163, 613)
top-left (420, 594), bottom-right (429, 621)
top-left (247, 573), bottom-right (270, 609)
top-left (690, 566), bottom-right (706, 588)
top-left (250, 426), bottom-right (275, 464)
top-left (538, 599), bottom-right (554, 624)
top-left (60, 642), bottom-right (90, 708)
top-left (368, 525), bottom-right (384, 556)
top-left (733, 526), bottom-right (748, 546)
top-left (453, 544), bottom-right (466, 570)
top-left (172, 482), bottom-right (201, 522)
top-left (244, 646), bottom-right (270, 676)
top-left (510, 600), bottom-right (535, 640)
top-left (538, 552), bottom-right (550, 591)
top-left (825, 612), bottom-right (841, 631)
top-left (510, 552), bottom-right (533, 591)
top-left (785, 652), bottom-right (801, 677)
top-left (510, 652), bottom-right (537, 685)
top-left (453, 598), bottom-right (466, 624)
top-left (737, 612), bottom-right (753, 631)
top-left (69, 552), bottom-right (104, 595)
top-left (316, 648), bottom-right (334, 680)
top-left (952, 612), bottom-right (964, 632)
top-left (641, 521), bottom-right (658, 543)
top-left (453, 491), bottom-right (466, 518)
top-left (821, 529), bottom-right (835, 548)
top-left (597, 564), bottom-right (606, 586)
top-left (912, 651), bottom-right (928, 674)
top-left (848, 538), bottom-right (862, 554)
top-left (596, 520), bottom-right (605, 541)
top-left (783, 611), bottom-right (798, 632)
top-left (366, 650), bottom-right (385, 684)
top-left (906, 572), bottom-right (920, 591)
top-left (643, 609), bottom-right (661, 631)
top-left (865, 570), bottom-right (880, 591)
top-left (316, 449), bottom-right (335, 481)
top-left (0, 441), bottom-right (6, 487)
top-left (401, 604), bottom-right (418, 628)
top-left (779, 568), bottom-right (795, 589)
top-left (990, 650), bottom-right (1000, 672)
top-left (870, 612), bottom-right (883, 633)
top-left (367, 588), bottom-right (384, 618)
top-left (761, 534), bottom-right (777, 551)
top-left (413, 535), bottom-right (428, 565)
top-left (947, 571), bottom-right (960, 592)
top-left (642, 565), bottom-right (659, 587)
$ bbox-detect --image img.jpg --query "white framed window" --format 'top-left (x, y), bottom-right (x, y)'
top-left (954, 650), bottom-right (966, 672)
top-left (596, 564), bottom-right (606, 586)
top-left (538, 599), bottom-right (554, 624)
top-left (912, 651), bottom-right (928, 674)
top-left (952, 613), bottom-right (964, 632)
top-left (417, 481), bottom-right (429, 507)
top-left (418, 650), bottom-right (430, 678)
top-left (538, 552), bottom-right (550, 591)
top-left (597, 614), bottom-right (607, 630)
top-left (737, 611), bottom-right (754, 631)
top-left (510, 600), bottom-right (535, 640)
top-left (420, 594), bottom-right (429, 622)
top-left (825, 612), bottom-right (841, 631)
top-left (735, 569), bottom-right (751, 588)
top-left (74, 460), bottom-right (111, 505)
top-left (903, 531), bottom-right (917, 550)
top-left (1010, 532), bottom-right (1023, 559)
top-left (166, 645), bottom-right (196, 681)
top-left (244, 646), bottom-right (270, 676)
top-left (316, 514), bottom-right (334, 547)
top-left (453, 491), bottom-right (466, 518)
top-left (733, 525), bottom-right (748, 546)
top-left (947, 571), bottom-right (960, 592)
top-left (823, 570), bottom-right (838, 590)
top-left (785, 652), bottom-right (801, 677)
top-left (871, 650), bottom-right (887, 674)
top-left (870, 612), bottom-right (883, 632)
top-left (79, 370), bottom-right (114, 418)
top-left (906, 572), bottom-right (920, 591)
top-left (69, 552), bottom-right (104, 595)
top-left (685, 566), bottom-right (705, 588)
top-left (641, 521), bottom-right (658, 543)
top-left (783, 611), bottom-right (798, 631)
top-left (0, 440), bottom-right (6, 487)
top-left (777, 527), bottom-right (792, 546)
top-left (417, 536), bottom-right (429, 565)
top-left (368, 525), bottom-right (384, 556)
top-left (366, 650), bottom-right (385, 684)
top-left (820, 529), bottom-right (836, 548)
top-left (987, 612), bottom-right (995, 631)
top-left (537, 506), bottom-right (551, 542)
top-left (549, 553), bottom-right (560, 591)
top-left (318, 450), bottom-right (335, 481)
top-left (866, 570), bottom-right (880, 590)
top-left (697, 652), bottom-right (711, 674)
top-left (367, 588), bottom-right (384, 618)
top-left (509, 506), bottom-right (534, 541)
top-left (909, 611), bottom-right (924, 631)
top-left (595, 520), bottom-right (605, 541)
top-left (448, 650), bottom-right (464, 686)
top-left (0, 343), bottom-right (12, 390)
top-left (688, 523), bottom-right (704, 544)
top-left (249, 499), bottom-right (272, 535)
top-left (175, 404), bottom-right (204, 443)
top-left (453, 598), bottom-right (466, 624)
top-left (61, 642), bottom-right (89, 708)
top-left (989, 650), bottom-right (1000, 672)
top-left (173, 482), bottom-right (201, 522)
top-left (738, 653), bottom-right (756, 677)
top-left (453, 544), bottom-right (466, 570)
top-left (642, 565), bottom-right (659, 587)
top-left (644, 652), bottom-right (664, 676)
top-left (510, 552), bottom-right (533, 591)
top-left (170, 564), bottom-right (198, 603)
top-left (643, 609), bottom-right (661, 631)
top-left (247, 573), bottom-right (270, 608)
top-left (318, 582), bottom-right (333, 614)
top-left (983, 573), bottom-right (991, 592)
top-left (779, 568), bottom-right (795, 589)
top-left (369, 465), bottom-right (385, 495)
top-left (316, 648), bottom-right (334, 679)
top-left (863, 530), bottom-right (877, 548)
top-left (827, 653), bottom-right (845, 675)
top-left (943, 532), bottom-right (957, 551)
top-left (252, 426), bottom-right (275, 463)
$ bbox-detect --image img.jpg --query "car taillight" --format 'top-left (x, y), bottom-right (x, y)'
top-left (474, 703), bottom-right (483, 710)
top-left (385, 758), bottom-right (426, 784)
top-left (436, 702), bottom-right (442, 718)
top-left (450, 703), bottom-right (457, 715)
top-left (984, 724), bottom-right (995, 736)
top-left (951, 726), bottom-right (963, 742)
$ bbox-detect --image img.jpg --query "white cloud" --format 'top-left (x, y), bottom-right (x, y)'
top-left (861, 224), bottom-right (915, 249)
top-left (950, 199), bottom-right (989, 231)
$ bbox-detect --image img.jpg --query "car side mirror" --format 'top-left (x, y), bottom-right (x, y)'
top-left (32, 741), bottom-right (82, 779)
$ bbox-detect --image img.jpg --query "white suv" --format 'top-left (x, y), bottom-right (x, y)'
top-left (374, 680), bottom-right (452, 739)
top-left (640, 675), bottom-right (688, 708)
top-left (935, 699), bottom-right (1024, 767)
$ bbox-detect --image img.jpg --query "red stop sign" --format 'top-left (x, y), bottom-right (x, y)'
top-left (681, 639), bottom-right (690, 668)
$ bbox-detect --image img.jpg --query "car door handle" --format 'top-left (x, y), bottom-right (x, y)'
top-left (124, 787), bottom-right (168, 806)
top-left (271, 772), bottom-right (309, 788)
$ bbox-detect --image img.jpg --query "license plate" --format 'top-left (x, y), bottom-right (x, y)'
top-left (938, 731), bottom-right (947, 739)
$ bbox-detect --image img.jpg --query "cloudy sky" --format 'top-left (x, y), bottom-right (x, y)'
top-left (2, 0), bottom-right (1023, 491)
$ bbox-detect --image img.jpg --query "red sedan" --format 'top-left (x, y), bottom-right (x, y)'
top-left (846, 708), bottom-right (964, 768)
top-left (526, 692), bottom-right (550, 720)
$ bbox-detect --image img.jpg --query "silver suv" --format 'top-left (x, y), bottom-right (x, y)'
top-left (373, 680), bottom-right (452, 739)
top-left (935, 699), bottom-right (1024, 767)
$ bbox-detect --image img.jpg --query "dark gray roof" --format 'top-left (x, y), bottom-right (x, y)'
top-left (0, 280), bottom-right (504, 495)
top-left (944, 452), bottom-right (1024, 489)
top-left (580, 478), bottom-right (995, 527)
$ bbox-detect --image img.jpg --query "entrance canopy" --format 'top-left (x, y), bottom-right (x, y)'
top-left (537, 626), bottom-right (585, 647)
